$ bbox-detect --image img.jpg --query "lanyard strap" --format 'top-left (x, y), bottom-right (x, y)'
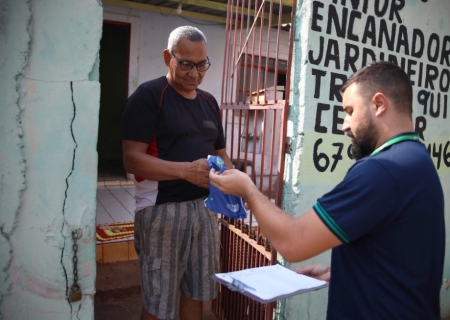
top-left (370, 133), bottom-right (420, 157)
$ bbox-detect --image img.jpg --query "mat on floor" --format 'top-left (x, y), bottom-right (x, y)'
top-left (96, 221), bottom-right (134, 242)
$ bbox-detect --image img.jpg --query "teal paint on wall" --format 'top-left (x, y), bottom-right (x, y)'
top-left (0, 0), bottom-right (103, 319)
top-left (0, 0), bottom-right (30, 308)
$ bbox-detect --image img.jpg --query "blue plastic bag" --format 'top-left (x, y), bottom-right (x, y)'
top-left (204, 155), bottom-right (247, 219)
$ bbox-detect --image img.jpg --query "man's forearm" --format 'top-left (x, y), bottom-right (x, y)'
top-left (245, 186), bottom-right (296, 255)
top-left (124, 150), bottom-right (190, 181)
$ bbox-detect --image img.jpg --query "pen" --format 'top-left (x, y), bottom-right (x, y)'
top-left (230, 278), bottom-right (256, 293)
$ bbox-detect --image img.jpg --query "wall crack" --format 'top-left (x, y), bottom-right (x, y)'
top-left (0, 0), bottom-right (32, 308)
top-left (59, 81), bottom-right (79, 314)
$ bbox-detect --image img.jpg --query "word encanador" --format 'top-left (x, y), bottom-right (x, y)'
top-left (309, 1), bottom-right (450, 80)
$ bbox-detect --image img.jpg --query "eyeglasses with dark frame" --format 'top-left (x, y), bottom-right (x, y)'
top-left (169, 50), bottom-right (211, 72)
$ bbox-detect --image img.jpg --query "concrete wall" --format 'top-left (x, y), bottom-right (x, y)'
top-left (1, 0), bottom-right (448, 319)
top-left (281, 0), bottom-right (450, 319)
top-left (0, 0), bottom-right (102, 319)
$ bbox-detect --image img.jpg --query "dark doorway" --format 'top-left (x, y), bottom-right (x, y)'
top-left (277, 72), bottom-right (287, 99)
top-left (97, 21), bottom-right (130, 180)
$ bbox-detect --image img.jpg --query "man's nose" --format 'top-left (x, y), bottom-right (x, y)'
top-left (342, 116), bottom-right (350, 132)
top-left (188, 67), bottom-right (200, 76)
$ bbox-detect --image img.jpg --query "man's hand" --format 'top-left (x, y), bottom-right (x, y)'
top-left (183, 159), bottom-right (210, 189)
top-left (296, 264), bottom-right (330, 282)
top-left (209, 168), bottom-right (255, 198)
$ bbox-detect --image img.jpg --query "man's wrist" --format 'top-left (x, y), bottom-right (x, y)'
top-left (178, 162), bottom-right (190, 180)
top-left (244, 183), bottom-right (261, 205)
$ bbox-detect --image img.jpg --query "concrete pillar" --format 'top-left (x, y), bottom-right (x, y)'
top-left (0, 1), bottom-right (102, 318)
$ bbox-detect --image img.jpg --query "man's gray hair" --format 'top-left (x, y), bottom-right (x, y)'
top-left (167, 26), bottom-right (207, 51)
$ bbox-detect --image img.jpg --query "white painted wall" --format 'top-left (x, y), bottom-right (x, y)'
top-left (102, 7), bottom-right (291, 195)
top-left (283, 1), bottom-right (450, 319)
top-left (103, 4), bottom-right (227, 102)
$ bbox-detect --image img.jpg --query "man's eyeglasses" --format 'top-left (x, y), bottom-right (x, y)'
top-left (169, 51), bottom-right (211, 72)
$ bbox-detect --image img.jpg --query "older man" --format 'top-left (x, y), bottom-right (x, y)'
top-left (123, 26), bottom-right (232, 320)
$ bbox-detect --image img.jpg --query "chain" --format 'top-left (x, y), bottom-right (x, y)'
top-left (71, 229), bottom-right (82, 288)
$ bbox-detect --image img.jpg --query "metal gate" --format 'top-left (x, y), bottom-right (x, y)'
top-left (212, 0), bottom-right (295, 319)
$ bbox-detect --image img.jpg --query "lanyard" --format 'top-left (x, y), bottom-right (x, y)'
top-left (370, 133), bottom-right (420, 157)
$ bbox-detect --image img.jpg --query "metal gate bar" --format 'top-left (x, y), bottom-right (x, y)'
top-left (212, 220), bottom-right (274, 320)
top-left (213, 0), bottom-right (295, 318)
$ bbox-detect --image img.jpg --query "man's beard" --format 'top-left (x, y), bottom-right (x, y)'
top-left (348, 117), bottom-right (378, 160)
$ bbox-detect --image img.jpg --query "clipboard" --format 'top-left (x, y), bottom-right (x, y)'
top-left (213, 264), bottom-right (328, 304)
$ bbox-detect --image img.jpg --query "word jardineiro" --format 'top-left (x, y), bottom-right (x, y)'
top-left (309, 1), bottom-right (450, 75)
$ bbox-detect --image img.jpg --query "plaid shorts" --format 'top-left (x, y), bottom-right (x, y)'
top-left (134, 197), bottom-right (220, 320)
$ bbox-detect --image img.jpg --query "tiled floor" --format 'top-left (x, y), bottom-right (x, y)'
top-left (95, 174), bottom-right (260, 263)
top-left (96, 181), bottom-right (136, 225)
top-left (96, 177), bottom-right (137, 264)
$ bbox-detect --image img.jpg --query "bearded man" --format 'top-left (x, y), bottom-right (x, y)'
top-left (209, 61), bottom-right (445, 319)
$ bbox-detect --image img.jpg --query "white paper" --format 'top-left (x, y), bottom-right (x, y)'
top-left (214, 264), bottom-right (328, 303)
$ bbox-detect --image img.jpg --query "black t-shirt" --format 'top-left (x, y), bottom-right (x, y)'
top-left (122, 76), bottom-right (226, 208)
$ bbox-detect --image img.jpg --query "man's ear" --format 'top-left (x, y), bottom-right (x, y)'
top-left (163, 49), bottom-right (171, 66)
top-left (372, 92), bottom-right (388, 116)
